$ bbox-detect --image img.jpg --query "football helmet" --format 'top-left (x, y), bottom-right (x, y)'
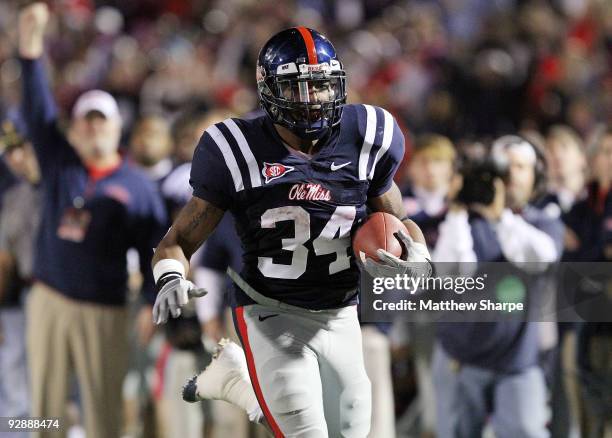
top-left (256, 27), bottom-right (347, 140)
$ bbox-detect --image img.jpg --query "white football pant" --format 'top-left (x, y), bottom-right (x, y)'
top-left (233, 304), bottom-right (371, 438)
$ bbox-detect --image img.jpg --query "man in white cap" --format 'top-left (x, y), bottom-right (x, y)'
top-left (69, 89), bottom-right (124, 166)
top-left (18, 4), bottom-right (167, 438)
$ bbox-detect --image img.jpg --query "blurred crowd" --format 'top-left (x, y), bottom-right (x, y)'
top-left (0, 0), bottom-right (610, 437)
top-left (0, 0), bottom-right (609, 138)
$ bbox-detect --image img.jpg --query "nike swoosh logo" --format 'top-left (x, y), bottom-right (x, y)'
top-left (258, 314), bottom-right (279, 322)
top-left (330, 161), bottom-right (351, 171)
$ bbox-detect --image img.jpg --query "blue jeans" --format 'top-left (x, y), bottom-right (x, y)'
top-left (433, 343), bottom-right (549, 438)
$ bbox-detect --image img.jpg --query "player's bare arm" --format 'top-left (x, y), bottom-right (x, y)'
top-left (368, 181), bottom-right (426, 246)
top-left (151, 196), bottom-right (224, 324)
top-left (153, 196), bottom-right (225, 273)
top-left (365, 181), bottom-right (432, 277)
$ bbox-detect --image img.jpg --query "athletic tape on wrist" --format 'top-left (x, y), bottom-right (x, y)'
top-left (153, 259), bottom-right (186, 284)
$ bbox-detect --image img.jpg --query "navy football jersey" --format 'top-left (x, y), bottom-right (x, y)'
top-left (190, 104), bottom-right (404, 309)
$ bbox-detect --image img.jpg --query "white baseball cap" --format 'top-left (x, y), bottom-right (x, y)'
top-left (72, 89), bottom-right (122, 124)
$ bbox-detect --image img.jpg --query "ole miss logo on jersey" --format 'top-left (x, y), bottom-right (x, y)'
top-left (289, 183), bottom-right (332, 201)
top-left (262, 162), bottom-right (295, 183)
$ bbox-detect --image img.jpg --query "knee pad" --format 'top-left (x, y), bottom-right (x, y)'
top-left (338, 377), bottom-right (372, 437)
top-left (268, 368), bottom-right (315, 416)
top-left (265, 369), bottom-right (328, 438)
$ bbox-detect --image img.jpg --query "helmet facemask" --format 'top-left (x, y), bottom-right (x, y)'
top-left (258, 66), bottom-right (346, 140)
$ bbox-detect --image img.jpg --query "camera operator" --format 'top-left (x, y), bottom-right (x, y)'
top-left (431, 135), bottom-right (564, 438)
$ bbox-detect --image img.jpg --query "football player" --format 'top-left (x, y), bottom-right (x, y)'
top-left (152, 27), bottom-right (431, 437)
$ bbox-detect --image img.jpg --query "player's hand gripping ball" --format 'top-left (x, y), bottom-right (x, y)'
top-left (353, 212), bottom-right (432, 278)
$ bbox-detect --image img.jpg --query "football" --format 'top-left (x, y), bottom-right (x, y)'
top-left (352, 212), bottom-right (408, 263)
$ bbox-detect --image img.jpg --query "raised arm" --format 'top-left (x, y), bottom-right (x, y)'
top-left (18, 3), bottom-right (68, 163)
top-left (151, 196), bottom-right (225, 324)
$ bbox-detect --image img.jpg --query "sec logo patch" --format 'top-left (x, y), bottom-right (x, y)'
top-left (262, 162), bottom-right (295, 184)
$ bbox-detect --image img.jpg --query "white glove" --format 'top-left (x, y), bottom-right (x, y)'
top-left (362, 229), bottom-right (432, 278)
top-left (152, 276), bottom-right (207, 325)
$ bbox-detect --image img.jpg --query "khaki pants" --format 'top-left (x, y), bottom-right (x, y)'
top-left (158, 350), bottom-right (204, 438)
top-left (27, 282), bottom-right (129, 438)
top-left (362, 325), bottom-right (396, 438)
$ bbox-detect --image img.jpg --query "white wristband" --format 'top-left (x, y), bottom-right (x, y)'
top-left (153, 258), bottom-right (186, 283)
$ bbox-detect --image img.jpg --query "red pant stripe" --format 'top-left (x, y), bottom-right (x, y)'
top-left (235, 306), bottom-right (285, 438)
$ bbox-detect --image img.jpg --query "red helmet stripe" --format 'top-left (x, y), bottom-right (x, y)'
top-left (296, 27), bottom-right (318, 64)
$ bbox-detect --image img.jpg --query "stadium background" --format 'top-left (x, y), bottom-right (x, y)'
top-left (0, 0), bottom-right (610, 437)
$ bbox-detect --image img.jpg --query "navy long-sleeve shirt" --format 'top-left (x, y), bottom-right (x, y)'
top-left (435, 205), bottom-right (564, 372)
top-left (20, 58), bottom-right (166, 305)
